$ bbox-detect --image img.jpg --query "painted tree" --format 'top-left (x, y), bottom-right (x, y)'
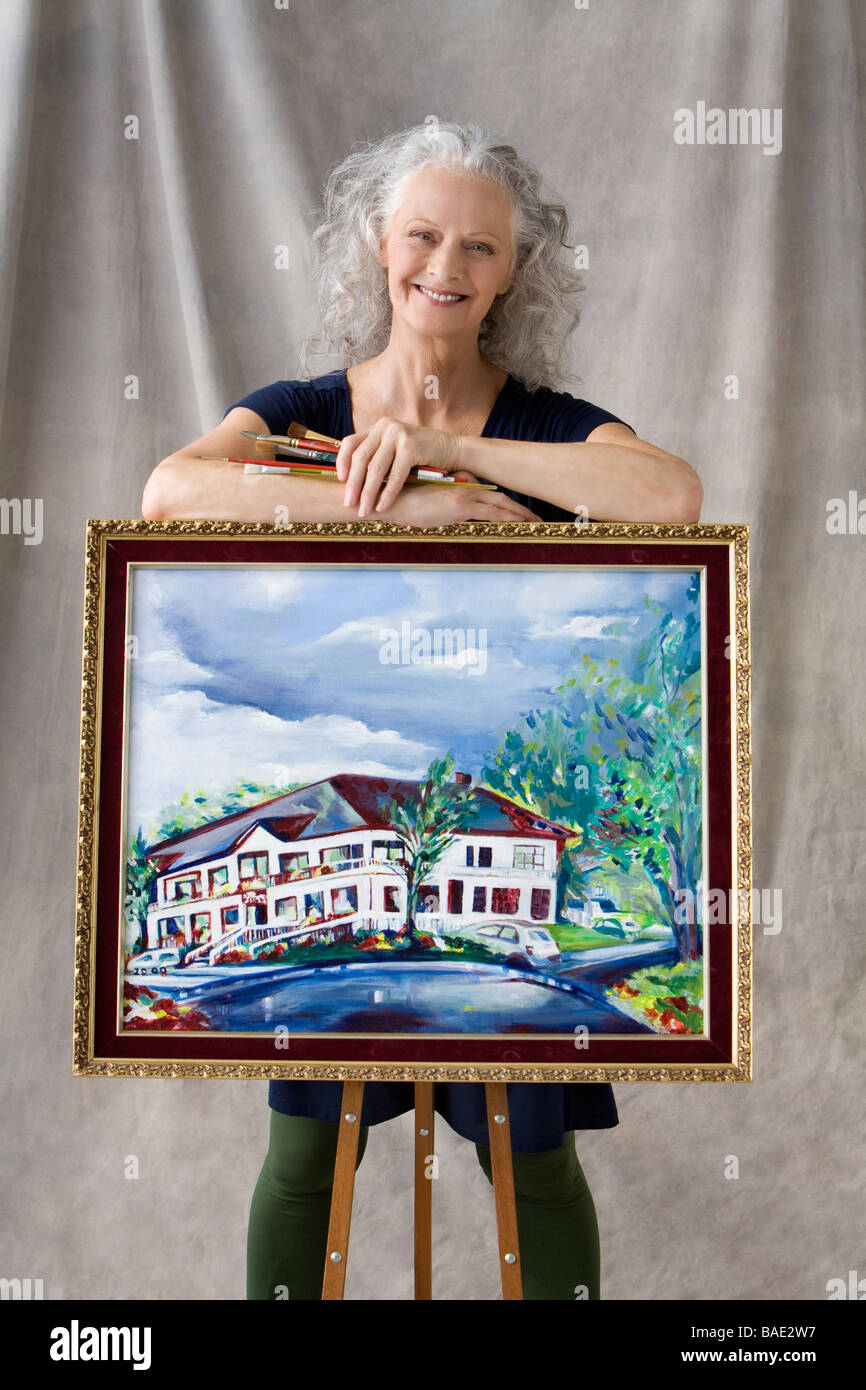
top-left (379, 753), bottom-right (479, 946)
top-left (125, 827), bottom-right (157, 956)
top-left (482, 577), bottom-right (702, 961)
top-left (148, 779), bottom-right (300, 843)
top-left (482, 706), bottom-right (597, 919)
top-left (555, 577), bottom-right (703, 960)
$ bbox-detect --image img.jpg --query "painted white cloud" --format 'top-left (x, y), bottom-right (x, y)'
top-left (133, 647), bottom-right (217, 687)
top-left (126, 689), bottom-right (434, 831)
top-left (514, 570), bottom-right (687, 628)
top-left (313, 617), bottom-right (394, 645)
top-left (527, 613), bottom-right (639, 641)
top-left (237, 569), bottom-right (307, 609)
top-left (128, 600), bottom-right (218, 687)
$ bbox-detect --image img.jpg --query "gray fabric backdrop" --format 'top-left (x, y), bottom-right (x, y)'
top-left (1, 0), bottom-right (863, 1300)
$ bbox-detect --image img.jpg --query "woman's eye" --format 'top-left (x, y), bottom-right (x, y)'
top-left (410, 231), bottom-right (492, 253)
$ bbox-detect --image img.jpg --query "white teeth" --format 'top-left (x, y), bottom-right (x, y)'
top-left (415, 285), bottom-right (464, 302)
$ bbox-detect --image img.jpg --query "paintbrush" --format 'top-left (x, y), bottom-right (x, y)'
top-left (198, 456), bottom-right (495, 487)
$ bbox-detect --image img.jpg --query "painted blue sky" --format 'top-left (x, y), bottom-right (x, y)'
top-left (125, 565), bottom-right (699, 834)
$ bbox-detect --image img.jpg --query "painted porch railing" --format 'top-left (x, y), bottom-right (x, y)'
top-left (150, 856), bottom-right (406, 914)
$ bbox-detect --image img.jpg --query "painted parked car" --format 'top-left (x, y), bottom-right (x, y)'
top-left (458, 920), bottom-right (562, 969)
top-left (593, 916), bottom-right (673, 941)
top-left (126, 947), bottom-right (184, 975)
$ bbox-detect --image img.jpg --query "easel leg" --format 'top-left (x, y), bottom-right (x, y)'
top-left (321, 1079), bottom-right (365, 1300)
top-left (484, 1082), bottom-right (523, 1300)
top-left (413, 1081), bottom-right (434, 1299)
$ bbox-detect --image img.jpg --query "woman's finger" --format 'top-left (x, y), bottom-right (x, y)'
top-left (481, 491), bottom-right (541, 521)
top-left (343, 428), bottom-right (382, 508)
top-left (357, 440), bottom-right (404, 517)
top-left (335, 432), bottom-right (365, 483)
top-left (374, 451), bottom-right (414, 513)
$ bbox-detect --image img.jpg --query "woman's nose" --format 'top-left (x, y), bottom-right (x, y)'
top-left (426, 241), bottom-right (465, 280)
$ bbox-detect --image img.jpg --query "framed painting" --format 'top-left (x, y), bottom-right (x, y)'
top-left (73, 520), bottom-right (752, 1082)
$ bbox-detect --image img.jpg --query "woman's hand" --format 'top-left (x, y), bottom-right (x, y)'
top-left (336, 417), bottom-right (462, 516)
top-left (386, 473), bottom-right (541, 528)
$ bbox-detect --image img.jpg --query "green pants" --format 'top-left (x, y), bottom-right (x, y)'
top-left (247, 1109), bottom-right (601, 1300)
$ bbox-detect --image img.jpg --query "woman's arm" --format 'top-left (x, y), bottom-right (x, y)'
top-left (337, 416), bottom-right (703, 523)
top-left (141, 408), bottom-right (540, 524)
top-left (454, 422), bottom-right (703, 522)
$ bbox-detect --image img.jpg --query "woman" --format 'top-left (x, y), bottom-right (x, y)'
top-left (142, 121), bottom-right (702, 1301)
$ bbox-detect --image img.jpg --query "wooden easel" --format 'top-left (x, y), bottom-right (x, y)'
top-left (320, 1080), bottom-right (523, 1299)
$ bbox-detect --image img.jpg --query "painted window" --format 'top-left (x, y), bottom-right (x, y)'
top-left (417, 883), bottom-right (439, 912)
top-left (167, 873), bottom-right (201, 900)
top-left (221, 906), bottom-right (239, 927)
top-left (190, 912), bottom-right (211, 942)
top-left (275, 896), bottom-right (298, 921)
top-left (478, 847), bottom-right (493, 867)
top-left (208, 865), bottom-right (229, 894)
top-left (383, 885), bottom-right (401, 912)
top-left (322, 844), bottom-right (352, 864)
top-left (530, 888), bottom-right (552, 920)
top-left (239, 853), bottom-right (269, 881)
top-left (279, 852), bottom-right (310, 873)
top-left (331, 885), bottom-right (358, 915)
top-left (157, 915), bottom-right (184, 942)
top-left (491, 887), bottom-right (520, 915)
top-left (514, 845), bottom-right (545, 870)
top-left (465, 845), bottom-right (475, 866)
top-left (372, 839), bottom-right (404, 860)
top-left (472, 886), bottom-right (487, 913)
top-left (303, 891), bottom-right (325, 921)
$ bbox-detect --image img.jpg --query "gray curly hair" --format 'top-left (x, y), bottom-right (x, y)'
top-left (298, 119), bottom-right (585, 391)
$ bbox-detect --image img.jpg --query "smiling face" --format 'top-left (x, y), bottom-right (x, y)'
top-left (377, 166), bottom-right (516, 343)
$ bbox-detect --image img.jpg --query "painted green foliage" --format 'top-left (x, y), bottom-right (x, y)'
top-left (379, 753), bottom-right (479, 943)
top-left (483, 576), bottom-right (702, 962)
top-left (125, 827), bottom-right (157, 954)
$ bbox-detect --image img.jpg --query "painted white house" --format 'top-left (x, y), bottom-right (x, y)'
top-left (141, 771), bottom-right (578, 965)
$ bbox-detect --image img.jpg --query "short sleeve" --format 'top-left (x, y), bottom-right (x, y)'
top-left (489, 381), bottom-right (636, 521)
top-left (221, 381), bottom-right (309, 435)
top-left (545, 394), bottom-right (635, 443)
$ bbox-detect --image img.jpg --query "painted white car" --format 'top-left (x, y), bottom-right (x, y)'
top-left (459, 920), bottom-right (562, 968)
top-left (594, 916), bottom-right (673, 942)
top-left (126, 947), bottom-right (184, 975)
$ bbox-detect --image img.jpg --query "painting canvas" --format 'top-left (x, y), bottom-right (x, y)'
top-left (74, 522), bottom-right (751, 1080)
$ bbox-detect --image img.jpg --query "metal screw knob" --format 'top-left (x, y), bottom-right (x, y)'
top-left (494, 1114), bottom-right (506, 1124)
top-left (344, 1113), bottom-right (357, 1122)
top-left (419, 1128), bottom-right (429, 1137)
top-left (504, 1253), bottom-right (517, 1264)
top-left (329, 1251), bottom-right (342, 1263)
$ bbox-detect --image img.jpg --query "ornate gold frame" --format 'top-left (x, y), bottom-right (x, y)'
top-left (74, 519), bottom-right (751, 1082)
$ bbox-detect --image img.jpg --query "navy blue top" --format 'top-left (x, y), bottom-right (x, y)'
top-left (223, 367), bottom-right (633, 1151)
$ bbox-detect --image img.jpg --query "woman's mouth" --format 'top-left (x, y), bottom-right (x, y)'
top-left (413, 284), bottom-right (467, 304)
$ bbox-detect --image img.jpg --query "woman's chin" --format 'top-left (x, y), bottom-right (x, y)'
top-left (398, 301), bottom-right (477, 337)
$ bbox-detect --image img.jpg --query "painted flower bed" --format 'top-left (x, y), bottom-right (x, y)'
top-left (605, 960), bottom-right (704, 1034)
top-left (122, 981), bottom-right (212, 1030)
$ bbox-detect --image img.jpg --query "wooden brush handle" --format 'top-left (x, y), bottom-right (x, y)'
top-left (289, 419), bottom-right (342, 446)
